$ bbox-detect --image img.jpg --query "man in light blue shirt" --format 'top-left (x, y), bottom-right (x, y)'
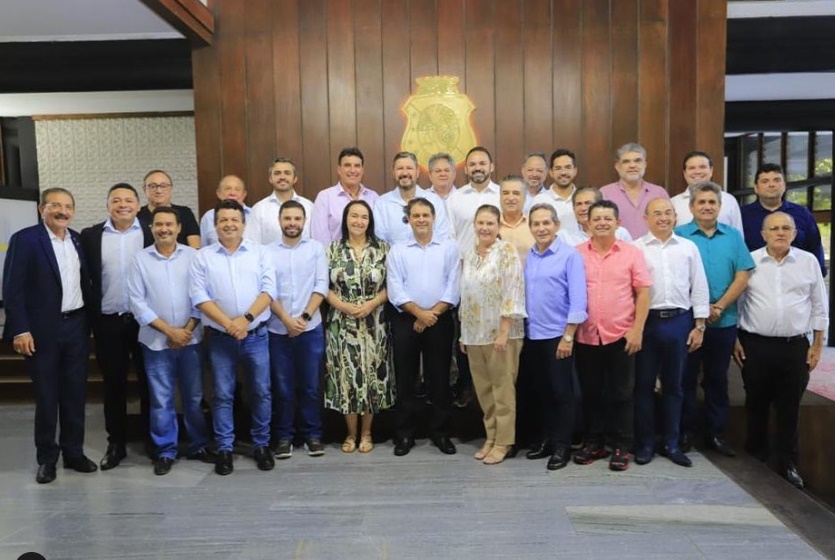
top-left (374, 151), bottom-right (450, 244)
top-left (189, 200), bottom-right (275, 475)
top-left (128, 206), bottom-right (214, 475)
top-left (386, 198), bottom-right (460, 456)
top-left (267, 200), bottom-right (328, 460)
top-left (523, 203), bottom-right (588, 471)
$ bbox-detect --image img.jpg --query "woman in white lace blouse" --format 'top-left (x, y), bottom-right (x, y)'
top-left (459, 204), bottom-right (526, 465)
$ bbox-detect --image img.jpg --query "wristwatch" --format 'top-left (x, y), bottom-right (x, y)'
top-left (563, 334), bottom-right (574, 343)
top-left (301, 312), bottom-right (312, 321)
top-left (244, 312), bottom-right (255, 323)
top-left (695, 324), bottom-right (706, 332)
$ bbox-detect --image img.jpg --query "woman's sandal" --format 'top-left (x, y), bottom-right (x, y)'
top-left (474, 441), bottom-right (494, 460)
top-left (358, 434), bottom-right (374, 453)
top-left (342, 437), bottom-right (357, 453)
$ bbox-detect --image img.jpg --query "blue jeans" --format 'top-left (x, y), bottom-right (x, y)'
top-left (682, 325), bottom-right (737, 438)
top-left (141, 344), bottom-right (210, 459)
top-left (269, 325), bottom-right (325, 441)
top-left (634, 311), bottom-right (691, 452)
top-left (208, 326), bottom-right (271, 451)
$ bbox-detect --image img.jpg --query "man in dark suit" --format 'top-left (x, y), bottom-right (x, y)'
top-left (3, 187), bottom-right (98, 483)
top-left (81, 183), bottom-right (154, 470)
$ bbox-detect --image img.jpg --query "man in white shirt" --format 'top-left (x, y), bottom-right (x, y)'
top-left (200, 175), bottom-right (256, 246)
top-left (734, 211), bottom-right (828, 490)
top-left (250, 158), bottom-right (314, 244)
top-left (427, 152), bottom-right (458, 201)
top-left (633, 198), bottom-right (709, 468)
top-left (534, 148), bottom-right (580, 233)
top-left (521, 152), bottom-right (548, 214)
top-left (446, 146), bottom-right (501, 255)
top-left (671, 151), bottom-right (743, 232)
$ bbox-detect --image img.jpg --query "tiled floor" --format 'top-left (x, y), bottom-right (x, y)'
top-left (0, 405), bottom-right (825, 560)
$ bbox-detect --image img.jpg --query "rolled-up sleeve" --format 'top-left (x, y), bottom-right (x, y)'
top-left (127, 255), bottom-right (158, 326)
top-left (565, 250), bottom-right (588, 325)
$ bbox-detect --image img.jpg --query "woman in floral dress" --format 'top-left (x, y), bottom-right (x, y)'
top-left (324, 200), bottom-right (393, 453)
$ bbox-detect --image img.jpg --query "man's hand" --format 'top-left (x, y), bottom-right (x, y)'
top-left (556, 338), bottom-right (573, 360)
top-left (624, 327), bottom-right (643, 355)
top-left (227, 316), bottom-right (250, 340)
top-left (732, 338), bottom-right (746, 369)
top-left (166, 328), bottom-right (193, 349)
top-left (286, 317), bottom-right (307, 338)
top-left (13, 333), bottom-right (36, 357)
top-left (686, 328), bottom-right (704, 352)
top-left (708, 304), bottom-right (724, 324)
top-left (808, 345), bottom-right (822, 372)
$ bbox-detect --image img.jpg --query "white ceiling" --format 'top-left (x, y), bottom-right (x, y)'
top-left (0, 0), bottom-right (183, 42)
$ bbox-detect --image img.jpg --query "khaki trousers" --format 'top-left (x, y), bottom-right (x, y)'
top-left (466, 339), bottom-right (522, 446)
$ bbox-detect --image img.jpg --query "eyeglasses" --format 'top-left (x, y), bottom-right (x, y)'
top-left (145, 183), bottom-right (171, 191)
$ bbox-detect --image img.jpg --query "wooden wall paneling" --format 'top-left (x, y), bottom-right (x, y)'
top-left (610, 0), bottom-right (638, 156)
top-left (271, 0), bottom-right (304, 196)
top-left (216, 0), bottom-right (248, 186)
top-left (494, 0), bottom-right (524, 178)
top-left (667, 0), bottom-right (698, 196)
top-left (436, 0), bottom-right (467, 179)
top-left (551, 0), bottom-right (583, 179)
top-left (581, 0), bottom-right (612, 188)
top-left (522, 0), bottom-right (554, 157)
top-left (192, 43), bottom-right (222, 215)
top-left (464, 0), bottom-right (497, 163)
top-left (408, 0), bottom-right (439, 187)
top-left (326, 0), bottom-right (359, 179)
top-left (381, 0), bottom-right (410, 192)
top-left (696, 0), bottom-right (728, 188)
top-left (354, 0), bottom-right (386, 192)
top-left (298, 0), bottom-right (332, 194)
top-left (637, 0), bottom-right (669, 188)
top-left (243, 0), bottom-right (275, 203)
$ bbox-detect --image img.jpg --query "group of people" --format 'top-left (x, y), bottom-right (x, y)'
top-left (2, 142), bottom-right (827, 491)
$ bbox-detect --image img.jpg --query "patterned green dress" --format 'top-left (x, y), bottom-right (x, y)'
top-left (324, 239), bottom-right (394, 414)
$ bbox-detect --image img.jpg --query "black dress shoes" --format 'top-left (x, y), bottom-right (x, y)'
top-left (546, 448), bottom-right (571, 471)
top-left (504, 445), bottom-right (518, 459)
top-left (215, 451), bottom-right (234, 475)
top-left (663, 447), bottom-right (693, 467)
top-left (187, 447), bottom-right (218, 464)
top-left (253, 446), bottom-right (275, 471)
top-left (100, 444), bottom-right (127, 471)
top-left (431, 435), bottom-right (457, 455)
top-left (36, 463), bottom-right (57, 484)
top-left (679, 433), bottom-right (693, 453)
top-left (526, 442), bottom-right (554, 460)
top-left (705, 435), bottom-right (736, 457)
top-left (153, 457), bottom-right (174, 476)
top-left (393, 436), bottom-right (415, 456)
top-left (783, 465), bottom-right (805, 489)
top-left (63, 455), bottom-right (98, 473)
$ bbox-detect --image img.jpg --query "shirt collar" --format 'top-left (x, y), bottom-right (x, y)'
top-left (531, 236), bottom-right (564, 257)
top-left (757, 246), bottom-right (797, 264)
top-left (277, 237), bottom-right (310, 250)
top-left (462, 181), bottom-right (499, 195)
top-left (501, 215), bottom-right (527, 229)
top-left (641, 232), bottom-right (680, 246)
top-left (406, 236), bottom-right (440, 248)
top-left (336, 182), bottom-right (369, 198)
top-left (150, 243), bottom-right (185, 260)
top-left (215, 238), bottom-right (251, 255)
top-left (104, 217), bottom-right (142, 233)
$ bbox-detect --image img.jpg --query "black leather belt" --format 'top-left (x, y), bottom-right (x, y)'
top-left (648, 308), bottom-right (688, 319)
top-left (738, 329), bottom-right (807, 343)
top-left (101, 312), bottom-right (135, 322)
top-left (61, 307), bottom-right (85, 320)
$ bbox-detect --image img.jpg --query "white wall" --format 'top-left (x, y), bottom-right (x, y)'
top-left (34, 115), bottom-right (199, 230)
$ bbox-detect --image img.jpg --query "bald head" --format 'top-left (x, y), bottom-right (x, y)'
top-left (217, 174), bottom-right (247, 204)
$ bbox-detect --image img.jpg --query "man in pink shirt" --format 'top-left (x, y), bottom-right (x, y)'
top-left (574, 199), bottom-right (652, 471)
top-left (600, 142), bottom-right (669, 239)
top-left (311, 147), bottom-right (379, 244)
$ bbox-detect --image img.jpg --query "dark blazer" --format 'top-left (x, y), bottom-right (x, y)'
top-left (80, 220), bottom-right (154, 318)
top-left (2, 224), bottom-right (92, 343)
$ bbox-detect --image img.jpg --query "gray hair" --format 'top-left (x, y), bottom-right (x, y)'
top-left (523, 152), bottom-right (548, 166)
top-left (392, 151), bottom-right (419, 167)
top-left (687, 181), bottom-right (723, 205)
top-left (40, 187), bottom-right (75, 206)
top-left (572, 186), bottom-right (602, 205)
top-left (428, 152), bottom-right (456, 170)
top-left (528, 203), bottom-right (559, 223)
top-left (615, 142), bottom-right (647, 161)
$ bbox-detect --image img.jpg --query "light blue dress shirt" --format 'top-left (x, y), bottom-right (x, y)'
top-left (267, 238), bottom-right (328, 334)
top-left (128, 244), bottom-right (203, 351)
top-left (524, 237), bottom-right (588, 340)
top-left (386, 237), bottom-right (460, 311)
top-left (373, 187), bottom-right (450, 245)
top-left (101, 218), bottom-right (144, 314)
top-left (189, 239), bottom-right (275, 331)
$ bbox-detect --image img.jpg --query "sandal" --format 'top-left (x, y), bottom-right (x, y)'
top-left (358, 434), bottom-right (374, 453)
top-left (483, 444), bottom-right (510, 465)
top-left (474, 440), bottom-right (494, 460)
top-left (341, 437), bottom-right (357, 453)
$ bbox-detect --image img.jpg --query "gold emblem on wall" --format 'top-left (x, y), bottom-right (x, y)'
top-left (401, 76), bottom-right (477, 167)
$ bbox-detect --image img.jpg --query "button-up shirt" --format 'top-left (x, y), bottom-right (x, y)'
top-left (524, 237), bottom-right (588, 340)
top-left (189, 239), bottom-right (275, 331)
top-left (446, 181), bottom-right (501, 256)
top-left (101, 218), bottom-right (144, 314)
top-left (533, 186), bottom-right (578, 233)
top-left (575, 240), bottom-right (653, 345)
top-left (311, 182), bottom-right (379, 244)
top-left (200, 205), bottom-right (256, 247)
top-left (559, 225), bottom-right (632, 247)
top-left (600, 180), bottom-right (669, 239)
top-left (46, 225), bottom-right (84, 312)
top-left (386, 237), bottom-right (460, 311)
top-left (267, 238), bottom-right (328, 335)
top-left (671, 190), bottom-right (743, 233)
top-left (373, 187), bottom-right (450, 245)
top-left (249, 192), bottom-right (314, 245)
top-left (634, 232), bottom-right (710, 317)
top-left (500, 215), bottom-right (536, 266)
top-left (675, 221), bottom-right (756, 329)
top-left (740, 200), bottom-right (826, 276)
top-left (738, 247), bottom-right (828, 337)
top-left (128, 244), bottom-right (203, 351)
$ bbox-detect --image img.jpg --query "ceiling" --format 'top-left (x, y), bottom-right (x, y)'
top-left (0, 0), bottom-right (182, 42)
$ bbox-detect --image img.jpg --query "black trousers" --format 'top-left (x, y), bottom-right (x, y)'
top-left (525, 336), bottom-right (577, 449)
top-left (575, 338), bottom-right (634, 450)
top-left (94, 313), bottom-right (149, 446)
top-left (738, 330), bottom-right (810, 469)
top-left (392, 310), bottom-right (454, 439)
top-left (28, 311), bottom-right (89, 465)
top-left (514, 339), bottom-right (540, 447)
